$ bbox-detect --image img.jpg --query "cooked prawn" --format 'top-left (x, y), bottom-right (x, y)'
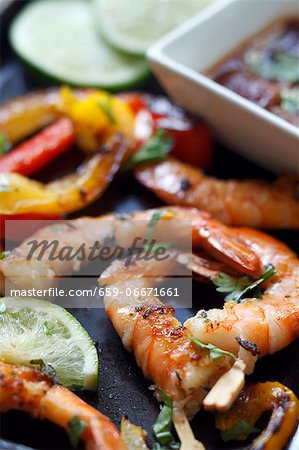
top-left (99, 252), bottom-right (235, 417)
top-left (185, 228), bottom-right (299, 373)
top-left (0, 207), bottom-right (262, 292)
top-left (135, 158), bottom-right (299, 228)
top-left (0, 361), bottom-right (126, 450)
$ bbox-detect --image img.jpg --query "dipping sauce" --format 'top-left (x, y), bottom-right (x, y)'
top-left (208, 18), bottom-right (299, 126)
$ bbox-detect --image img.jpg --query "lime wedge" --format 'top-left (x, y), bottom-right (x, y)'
top-left (0, 297), bottom-right (98, 391)
top-left (10, 0), bottom-right (150, 90)
top-left (94, 0), bottom-right (217, 56)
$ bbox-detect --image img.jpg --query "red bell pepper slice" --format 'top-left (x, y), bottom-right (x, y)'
top-left (122, 93), bottom-right (213, 168)
top-left (0, 117), bottom-right (74, 176)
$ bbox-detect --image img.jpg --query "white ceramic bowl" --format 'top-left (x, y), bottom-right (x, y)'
top-left (147, 0), bottom-right (299, 174)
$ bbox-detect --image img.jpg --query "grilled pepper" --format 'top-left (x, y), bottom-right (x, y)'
top-left (0, 118), bottom-right (74, 175)
top-left (0, 134), bottom-right (128, 215)
top-left (215, 382), bottom-right (299, 450)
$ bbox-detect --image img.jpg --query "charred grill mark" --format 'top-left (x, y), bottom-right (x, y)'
top-left (135, 304), bottom-right (143, 312)
top-left (253, 393), bottom-right (291, 450)
top-left (99, 145), bottom-right (110, 155)
top-left (180, 177), bottom-right (192, 191)
top-left (198, 309), bottom-right (208, 318)
top-left (79, 188), bottom-right (87, 200)
top-left (168, 325), bottom-right (185, 338)
top-left (236, 336), bottom-right (260, 356)
top-left (142, 306), bottom-right (171, 319)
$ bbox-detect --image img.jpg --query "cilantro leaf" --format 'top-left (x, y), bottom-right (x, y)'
top-left (0, 133), bottom-right (12, 155)
top-left (190, 336), bottom-right (237, 361)
top-left (247, 51), bottom-right (299, 82)
top-left (152, 390), bottom-right (180, 449)
top-left (123, 129), bottom-right (173, 171)
top-left (281, 88), bottom-right (299, 115)
top-left (220, 420), bottom-right (260, 442)
top-left (212, 264), bottom-right (276, 302)
top-left (97, 95), bottom-right (116, 124)
top-left (0, 251), bottom-right (9, 260)
top-left (67, 416), bottom-right (87, 448)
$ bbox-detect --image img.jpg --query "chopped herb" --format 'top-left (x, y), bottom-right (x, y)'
top-left (247, 50), bottom-right (299, 82)
top-left (97, 94), bottom-right (116, 124)
top-left (190, 336), bottom-right (237, 361)
top-left (0, 133), bottom-right (12, 155)
top-left (0, 251), bottom-right (9, 260)
top-left (123, 129), bottom-right (173, 171)
top-left (143, 210), bottom-right (173, 254)
top-left (220, 420), bottom-right (260, 442)
top-left (212, 264), bottom-right (276, 302)
top-left (0, 185), bottom-right (14, 192)
top-left (43, 321), bottom-right (53, 336)
top-left (10, 370), bottom-right (17, 376)
top-left (29, 359), bottom-right (58, 383)
top-left (281, 88), bottom-right (299, 115)
top-left (152, 390), bottom-right (180, 450)
top-left (67, 416), bottom-right (87, 448)
top-left (0, 303), bottom-right (6, 314)
top-left (30, 358), bottom-right (45, 366)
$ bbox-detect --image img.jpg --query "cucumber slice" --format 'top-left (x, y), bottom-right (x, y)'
top-left (0, 297), bottom-right (98, 391)
top-left (94, 0), bottom-right (217, 57)
top-left (9, 0), bottom-right (150, 90)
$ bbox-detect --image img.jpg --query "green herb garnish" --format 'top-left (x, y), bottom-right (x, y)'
top-left (152, 391), bottom-right (180, 450)
top-left (123, 129), bottom-right (173, 171)
top-left (67, 416), bottom-right (87, 448)
top-left (43, 321), bottom-right (53, 336)
top-left (247, 51), bottom-right (299, 82)
top-left (281, 88), bottom-right (299, 115)
top-left (0, 303), bottom-right (6, 314)
top-left (190, 336), bottom-right (237, 361)
top-left (0, 251), bottom-right (9, 260)
top-left (0, 133), bottom-right (12, 155)
top-left (212, 264), bottom-right (276, 302)
top-left (97, 94), bottom-right (116, 124)
top-left (143, 210), bottom-right (174, 254)
top-left (29, 358), bottom-right (58, 383)
top-left (220, 420), bottom-right (260, 442)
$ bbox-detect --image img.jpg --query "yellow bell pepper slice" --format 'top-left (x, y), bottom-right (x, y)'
top-left (59, 87), bottom-right (135, 152)
top-left (215, 381), bottom-right (299, 450)
top-left (0, 135), bottom-right (127, 215)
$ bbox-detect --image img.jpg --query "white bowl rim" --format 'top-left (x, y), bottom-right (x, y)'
top-left (147, 0), bottom-right (299, 138)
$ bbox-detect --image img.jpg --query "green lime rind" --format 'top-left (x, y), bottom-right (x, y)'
top-left (93, 0), bottom-right (217, 57)
top-left (0, 297), bottom-right (99, 391)
top-left (9, 0), bottom-right (150, 91)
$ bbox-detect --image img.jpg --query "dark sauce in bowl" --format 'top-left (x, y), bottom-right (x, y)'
top-left (208, 18), bottom-right (299, 126)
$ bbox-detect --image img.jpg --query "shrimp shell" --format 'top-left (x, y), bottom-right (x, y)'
top-left (135, 158), bottom-right (299, 228)
top-left (0, 361), bottom-right (126, 450)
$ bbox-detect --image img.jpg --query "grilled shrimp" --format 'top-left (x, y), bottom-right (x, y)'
top-left (0, 361), bottom-right (126, 450)
top-left (185, 228), bottom-right (299, 373)
top-left (0, 207), bottom-right (262, 292)
top-left (135, 158), bottom-right (299, 228)
top-left (100, 252), bottom-right (235, 417)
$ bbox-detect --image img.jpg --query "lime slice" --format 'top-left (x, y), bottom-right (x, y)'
top-left (10, 0), bottom-right (150, 90)
top-left (0, 297), bottom-right (98, 391)
top-left (94, 0), bottom-right (217, 56)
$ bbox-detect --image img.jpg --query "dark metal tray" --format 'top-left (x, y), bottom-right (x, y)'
top-left (1, 2), bottom-right (298, 449)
